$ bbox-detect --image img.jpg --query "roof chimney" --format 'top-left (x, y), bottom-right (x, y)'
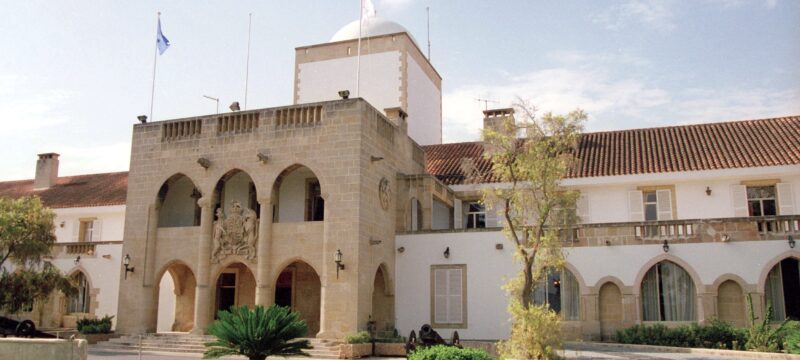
top-left (34, 153), bottom-right (59, 190)
top-left (384, 107), bottom-right (408, 134)
top-left (483, 108), bottom-right (515, 134)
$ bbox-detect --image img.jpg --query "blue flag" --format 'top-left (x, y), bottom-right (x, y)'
top-left (156, 18), bottom-right (170, 55)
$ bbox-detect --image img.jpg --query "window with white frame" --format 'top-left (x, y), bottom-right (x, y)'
top-left (464, 202), bottom-right (486, 229)
top-left (641, 261), bottom-right (696, 321)
top-left (74, 219), bottom-right (101, 242)
top-left (431, 265), bottom-right (467, 327)
top-left (747, 186), bottom-right (777, 217)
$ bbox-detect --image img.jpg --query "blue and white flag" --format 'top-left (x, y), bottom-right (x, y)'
top-left (156, 18), bottom-right (170, 55)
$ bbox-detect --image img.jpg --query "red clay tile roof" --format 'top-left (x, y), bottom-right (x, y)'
top-left (424, 116), bottom-right (800, 185)
top-left (0, 172), bottom-right (128, 209)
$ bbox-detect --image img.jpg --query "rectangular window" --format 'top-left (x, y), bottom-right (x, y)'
top-left (747, 186), bottom-right (777, 217)
top-left (643, 192), bottom-right (658, 221)
top-left (305, 180), bottom-right (324, 221)
top-left (79, 220), bottom-right (94, 242)
top-left (464, 202), bottom-right (486, 229)
top-left (431, 265), bottom-right (467, 328)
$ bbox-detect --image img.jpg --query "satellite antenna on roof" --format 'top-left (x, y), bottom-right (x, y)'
top-left (475, 98), bottom-right (499, 111)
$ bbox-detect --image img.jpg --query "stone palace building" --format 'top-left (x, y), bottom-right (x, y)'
top-left (1, 16), bottom-right (799, 342)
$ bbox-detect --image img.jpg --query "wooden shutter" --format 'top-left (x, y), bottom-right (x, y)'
top-left (453, 199), bottom-right (463, 229)
top-left (433, 269), bottom-right (448, 323)
top-left (628, 191), bottom-right (644, 221)
top-left (92, 220), bottom-right (102, 242)
top-left (484, 200), bottom-right (498, 228)
top-left (577, 194), bottom-right (591, 224)
top-left (656, 189), bottom-right (673, 220)
top-left (777, 183), bottom-right (796, 215)
top-left (730, 185), bottom-right (748, 217)
top-left (448, 268), bottom-right (464, 324)
top-left (72, 220), bottom-right (80, 242)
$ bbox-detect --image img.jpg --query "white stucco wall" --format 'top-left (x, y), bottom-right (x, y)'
top-left (53, 205), bottom-right (126, 242)
top-left (53, 243), bottom-right (123, 326)
top-left (277, 167), bottom-right (316, 222)
top-left (406, 56), bottom-right (442, 145)
top-left (396, 230), bottom-right (799, 340)
top-left (297, 51), bottom-right (401, 116)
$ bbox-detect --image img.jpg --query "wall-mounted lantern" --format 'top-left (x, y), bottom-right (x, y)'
top-left (443, 247), bottom-right (450, 259)
top-left (662, 240), bottom-right (670, 253)
top-left (74, 255), bottom-right (81, 265)
top-left (123, 254), bottom-right (135, 279)
top-left (705, 186), bottom-right (712, 196)
top-left (334, 249), bottom-right (345, 278)
top-left (197, 157), bottom-right (211, 169)
top-left (789, 235), bottom-right (796, 249)
top-left (397, 246), bottom-right (405, 253)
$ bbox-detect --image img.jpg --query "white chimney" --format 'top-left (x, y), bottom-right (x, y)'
top-left (34, 153), bottom-right (59, 190)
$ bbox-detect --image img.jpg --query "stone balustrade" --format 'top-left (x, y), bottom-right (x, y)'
top-left (51, 241), bottom-right (122, 257)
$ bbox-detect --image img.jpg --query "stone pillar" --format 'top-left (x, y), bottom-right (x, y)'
top-left (144, 203), bottom-right (160, 286)
top-left (192, 196), bottom-right (215, 334)
top-left (255, 197), bottom-right (275, 306)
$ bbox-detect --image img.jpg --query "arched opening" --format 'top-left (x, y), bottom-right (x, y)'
top-left (532, 268), bottom-right (580, 320)
top-left (764, 257), bottom-right (800, 321)
top-left (212, 170), bottom-right (259, 262)
top-left (408, 198), bottom-right (421, 231)
top-left (274, 261), bottom-right (321, 336)
top-left (67, 271), bottom-right (91, 314)
top-left (157, 174), bottom-right (201, 227)
top-left (214, 262), bottom-right (256, 317)
top-left (717, 280), bottom-right (745, 326)
top-left (371, 265), bottom-right (394, 335)
top-left (272, 165), bottom-right (323, 223)
top-left (641, 261), bottom-right (696, 321)
top-left (156, 262), bottom-right (196, 332)
top-left (599, 282), bottom-right (622, 341)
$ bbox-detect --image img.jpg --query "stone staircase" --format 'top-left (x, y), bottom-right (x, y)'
top-left (94, 333), bottom-right (341, 358)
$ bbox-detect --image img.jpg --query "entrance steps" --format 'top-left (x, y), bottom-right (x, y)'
top-left (94, 333), bottom-right (341, 358)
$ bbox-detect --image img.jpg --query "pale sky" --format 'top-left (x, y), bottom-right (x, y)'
top-left (1, 0), bottom-right (798, 181)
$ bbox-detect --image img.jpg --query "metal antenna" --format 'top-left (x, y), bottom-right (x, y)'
top-left (426, 6), bottom-right (431, 60)
top-left (475, 98), bottom-right (499, 111)
top-left (203, 95), bottom-right (220, 114)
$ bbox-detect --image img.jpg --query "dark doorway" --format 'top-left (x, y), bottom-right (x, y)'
top-left (216, 272), bottom-right (237, 316)
top-left (781, 258), bottom-right (800, 319)
top-left (275, 270), bottom-right (293, 308)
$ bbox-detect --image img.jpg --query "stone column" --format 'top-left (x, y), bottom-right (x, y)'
top-left (255, 197), bottom-right (275, 306)
top-left (192, 196), bottom-right (215, 334)
top-left (141, 203), bottom-right (161, 331)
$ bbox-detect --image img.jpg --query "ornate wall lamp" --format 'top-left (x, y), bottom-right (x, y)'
top-left (662, 240), bottom-right (670, 253)
top-left (73, 255), bottom-right (81, 265)
top-left (443, 247), bottom-right (450, 259)
top-left (789, 235), bottom-right (796, 249)
top-left (334, 249), bottom-right (345, 279)
top-left (123, 254), bottom-right (135, 280)
top-left (705, 186), bottom-right (712, 196)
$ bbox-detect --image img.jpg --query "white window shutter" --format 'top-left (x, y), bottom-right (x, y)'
top-left (485, 200), bottom-right (499, 228)
top-left (453, 199), bottom-right (463, 229)
top-left (433, 269), bottom-right (448, 323)
top-left (730, 185), bottom-right (748, 217)
top-left (448, 268), bottom-right (463, 323)
top-left (777, 183), bottom-right (796, 215)
top-left (92, 220), bottom-right (102, 242)
top-left (656, 189), bottom-right (673, 220)
top-left (628, 191), bottom-right (644, 221)
top-left (577, 194), bottom-right (591, 224)
top-left (72, 220), bottom-right (80, 242)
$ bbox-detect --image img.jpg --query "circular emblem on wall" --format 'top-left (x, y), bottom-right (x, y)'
top-left (379, 177), bottom-right (391, 210)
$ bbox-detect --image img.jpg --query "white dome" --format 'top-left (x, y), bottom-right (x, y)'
top-left (330, 17), bottom-right (418, 45)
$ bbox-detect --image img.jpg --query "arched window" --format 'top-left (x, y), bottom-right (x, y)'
top-left (641, 261), bottom-right (695, 321)
top-left (532, 268), bottom-right (580, 320)
top-left (68, 272), bottom-right (90, 314)
top-left (765, 257), bottom-right (800, 321)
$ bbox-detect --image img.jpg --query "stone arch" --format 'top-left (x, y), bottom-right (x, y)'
top-left (636, 256), bottom-right (700, 322)
top-left (212, 261), bottom-right (257, 317)
top-left (271, 164), bottom-right (326, 223)
top-left (532, 264), bottom-right (582, 321)
top-left (598, 281), bottom-right (623, 341)
top-left (592, 276), bottom-right (628, 295)
top-left (711, 273), bottom-right (750, 295)
top-left (155, 260), bottom-right (197, 332)
top-left (563, 261), bottom-right (589, 294)
top-left (273, 259), bottom-right (322, 336)
top-left (716, 280), bottom-right (746, 327)
top-left (371, 263), bottom-right (395, 334)
top-left (213, 169), bottom-right (260, 216)
top-left (632, 254), bottom-right (703, 296)
top-left (66, 268), bottom-right (94, 315)
top-left (757, 251), bottom-right (800, 321)
top-left (156, 173), bottom-right (202, 227)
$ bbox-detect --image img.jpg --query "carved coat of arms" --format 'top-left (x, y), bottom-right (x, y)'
top-left (211, 201), bottom-right (258, 263)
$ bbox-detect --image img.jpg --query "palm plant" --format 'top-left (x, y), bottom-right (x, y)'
top-left (203, 305), bottom-right (312, 360)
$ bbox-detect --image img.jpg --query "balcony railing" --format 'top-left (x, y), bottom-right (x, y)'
top-left (50, 241), bottom-right (123, 258)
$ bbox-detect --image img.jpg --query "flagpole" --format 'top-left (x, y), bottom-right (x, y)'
top-left (149, 12), bottom-right (161, 121)
top-left (356, 0), bottom-right (363, 98)
top-left (244, 12), bottom-right (252, 110)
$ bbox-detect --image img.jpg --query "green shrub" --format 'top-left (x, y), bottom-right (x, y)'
top-left (408, 345), bottom-right (493, 360)
top-left (744, 294), bottom-right (794, 352)
top-left (375, 334), bottom-right (405, 343)
top-left (76, 315), bottom-right (114, 334)
top-left (615, 320), bottom-right (746, 350)
top-left (783, 325), bottom-right (800, 354)
top-left (344, 331), bottom-right (372, 344)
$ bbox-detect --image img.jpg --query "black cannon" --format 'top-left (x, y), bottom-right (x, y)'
top-left (405, 324), bottom-right (461, 353)
top-left (0, 316), bottom-right (54, 338)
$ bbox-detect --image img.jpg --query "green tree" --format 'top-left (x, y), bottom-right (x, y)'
top-left (203, 305), bottom-right (312, 360)
top-left (478, 101), bottom-right (585, 359)
top-left (0, 196), bottom-right (75, 313)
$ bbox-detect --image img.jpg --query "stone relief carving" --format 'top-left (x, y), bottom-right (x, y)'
top-left (211, 201), bottom-right (258, 263)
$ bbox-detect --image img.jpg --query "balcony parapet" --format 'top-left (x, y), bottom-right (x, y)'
top-left (50, 241), bottom-right (123, 258)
